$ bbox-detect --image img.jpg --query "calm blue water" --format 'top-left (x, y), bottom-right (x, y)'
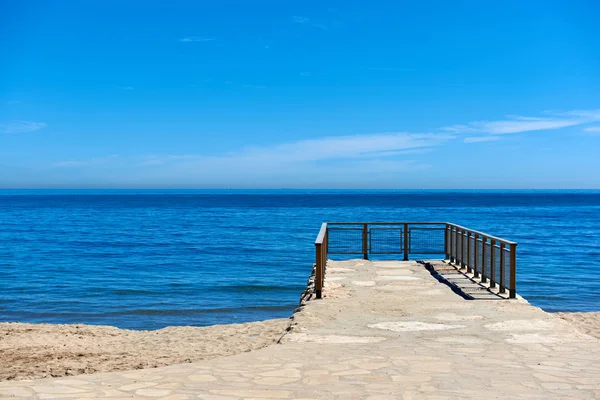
top-left (1, 190), bottom-right (599, 330)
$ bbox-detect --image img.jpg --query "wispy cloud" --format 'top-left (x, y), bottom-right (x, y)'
top-left (230, 132), bottom-right (450, 163)
top-left (4, 100), bottom-right (21, 105)
top-left (140, 155), bottom-right (197, 166)
top-left (0, 120), bottom-right (46, 134)
top-left (179, 37), bottom-right (215, 43)
top-left (442, 110), bottom-right (600, 135)
top-left (123, 86), bottom-right (134, 90)
top-left (54, 155), bottom-right (120, 167)
top-left (130, 134), bottom-right (443, 186)
top-left (583, 126), bottom-right (600, 137)
top-left (583, 126), bottom-right (600, 132)
top-left (464, 136), bottom-right (501, 143)
top-left (367, 67), bottom-right (415, 72)
top-left (292, 16), bottom-right (331, 30)
top-left (141, 132), bottom-right (451, 173)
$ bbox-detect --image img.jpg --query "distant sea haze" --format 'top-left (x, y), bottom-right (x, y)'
top-left (1, 190), bottom-right (599, 330)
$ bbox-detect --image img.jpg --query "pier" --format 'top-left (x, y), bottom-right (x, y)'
top-left (1, 223), bottom-right (600, 399)
top-left (315, 222), bottom-right (518, 299)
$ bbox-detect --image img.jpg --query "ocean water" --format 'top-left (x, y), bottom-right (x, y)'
top-left (1, 190), bottom-right (599, 330)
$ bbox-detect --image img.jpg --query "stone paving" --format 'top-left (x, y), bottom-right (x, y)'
top-left (2, 259), bottom-right (600, 399)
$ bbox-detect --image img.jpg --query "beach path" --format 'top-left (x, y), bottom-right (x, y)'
top-left (2, 260), bottom-right (600, 399)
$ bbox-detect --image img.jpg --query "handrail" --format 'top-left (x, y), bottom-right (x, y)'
top-left (314, 221), bottom-right (518, 300)
top-left (327, 221), bottom-right (447, 225)
top-left (315, 223), bottom-right (328, 245)
top-left (328, 222), bottom-right (516, 245)
top-left (446, 223), bottom-right (517, 245)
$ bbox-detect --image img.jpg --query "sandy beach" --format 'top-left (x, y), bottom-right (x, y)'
top-left (554, 312), bottom-right (600, 339)
top-left (0, 318), bottom-right (291, 381)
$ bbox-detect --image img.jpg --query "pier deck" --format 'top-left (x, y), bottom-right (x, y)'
top-left (2, 259), bottom-right (600, 399)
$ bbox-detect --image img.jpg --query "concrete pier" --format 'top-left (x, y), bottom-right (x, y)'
top-left (2, 259), bottom-right (600, 399)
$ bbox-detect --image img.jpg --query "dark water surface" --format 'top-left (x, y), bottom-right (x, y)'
top-left (1, 190), bottom-right (599, 330)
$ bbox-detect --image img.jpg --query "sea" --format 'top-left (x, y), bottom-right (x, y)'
top-left (1, 190), bottom-right (599, 330)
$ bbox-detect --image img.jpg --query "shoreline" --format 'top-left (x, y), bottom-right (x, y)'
top-left (0, 263), bottom-right (315, 382)
top-left (1, 259), bottom-right (598, 383)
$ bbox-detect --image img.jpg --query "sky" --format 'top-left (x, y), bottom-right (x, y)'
top-left (1, 0), bottom-right (600, 189)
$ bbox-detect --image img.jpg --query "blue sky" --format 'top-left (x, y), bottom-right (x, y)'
top-left (1, 0), bottom-right (600, 189)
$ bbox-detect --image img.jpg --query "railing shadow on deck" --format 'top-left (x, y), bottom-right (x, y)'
top-left (419, 261), bottom-right (508, 301)
top-left (314, 222), bottom-right (517, 300)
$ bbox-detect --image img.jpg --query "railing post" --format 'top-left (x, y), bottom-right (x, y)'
top-left (473, 234), bottom-right (479, 278)
top-left (450, 226), bottom-right (455, 263)
top-left (403, 223), bottom-right (409, 261)
top-left (490, 239), bottom-right (496, 288)
top-left (362, 223), bottom-right (369, 260)
top-left (481, 237), bottom-right (487, 283)
top-left (444, 224), bottom-right (449, 259)
top-left (456, 229), bottom-right (464, 268)
top-left (315, 242), bottom-right (323, 299)
top-left (509, 243), bottom-right (517, 299)
top-left (465, 231), bottom-right (470, 271)
top-left (499, 242), bottom-right (506, 294)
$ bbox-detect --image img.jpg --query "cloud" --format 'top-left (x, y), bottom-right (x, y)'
top-left (442, 110), bottom-right (600, 135)
top-left (134, 133), bottom-right (444, 187)
top-left (232, 132), bottom-right (450, 163)
top-left (0, 120), bottom-right (46, 134)
top-left (292, 16), bottom-right (309, 23)
top-left (140, 154), bottom-right (198, 166)
top-left (367, 67), bottom-right (415, 72)
top-left (54, 155), bottom-right (120, 167)
top-left (582, 126), bottom-right (600, 137)
top-left (4, 100), bottom-right (21, 105)
top-left (464, 136), bottom-right (501, 143)
top-left (292, 16), bottom-right (329, 29)
top-left (123, 86), bottom-right (134, 90)
top-left (179, 37), bottom-right (215, 42)
top-left (141, 132), bottom-right (450, 175)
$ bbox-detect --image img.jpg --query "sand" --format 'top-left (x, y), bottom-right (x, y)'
top-left (0, 318), bottom-right (290, 381)
top-left (554, 312), bottom-right (600, 339)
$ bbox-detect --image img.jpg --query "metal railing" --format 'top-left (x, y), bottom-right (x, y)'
top-left (445, 223), bottom-right (517, 299)
top-left (314, 222), bottom-right (517, 299)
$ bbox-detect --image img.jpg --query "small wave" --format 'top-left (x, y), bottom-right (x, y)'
top-left (0, 304), bottom-right (298, 320)
top-left (222, 284), bottom-right (304, 293)
top-left (114, 304), bottom-right (296, 316)
top-left (111, 289), bottom-right (160, 296)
